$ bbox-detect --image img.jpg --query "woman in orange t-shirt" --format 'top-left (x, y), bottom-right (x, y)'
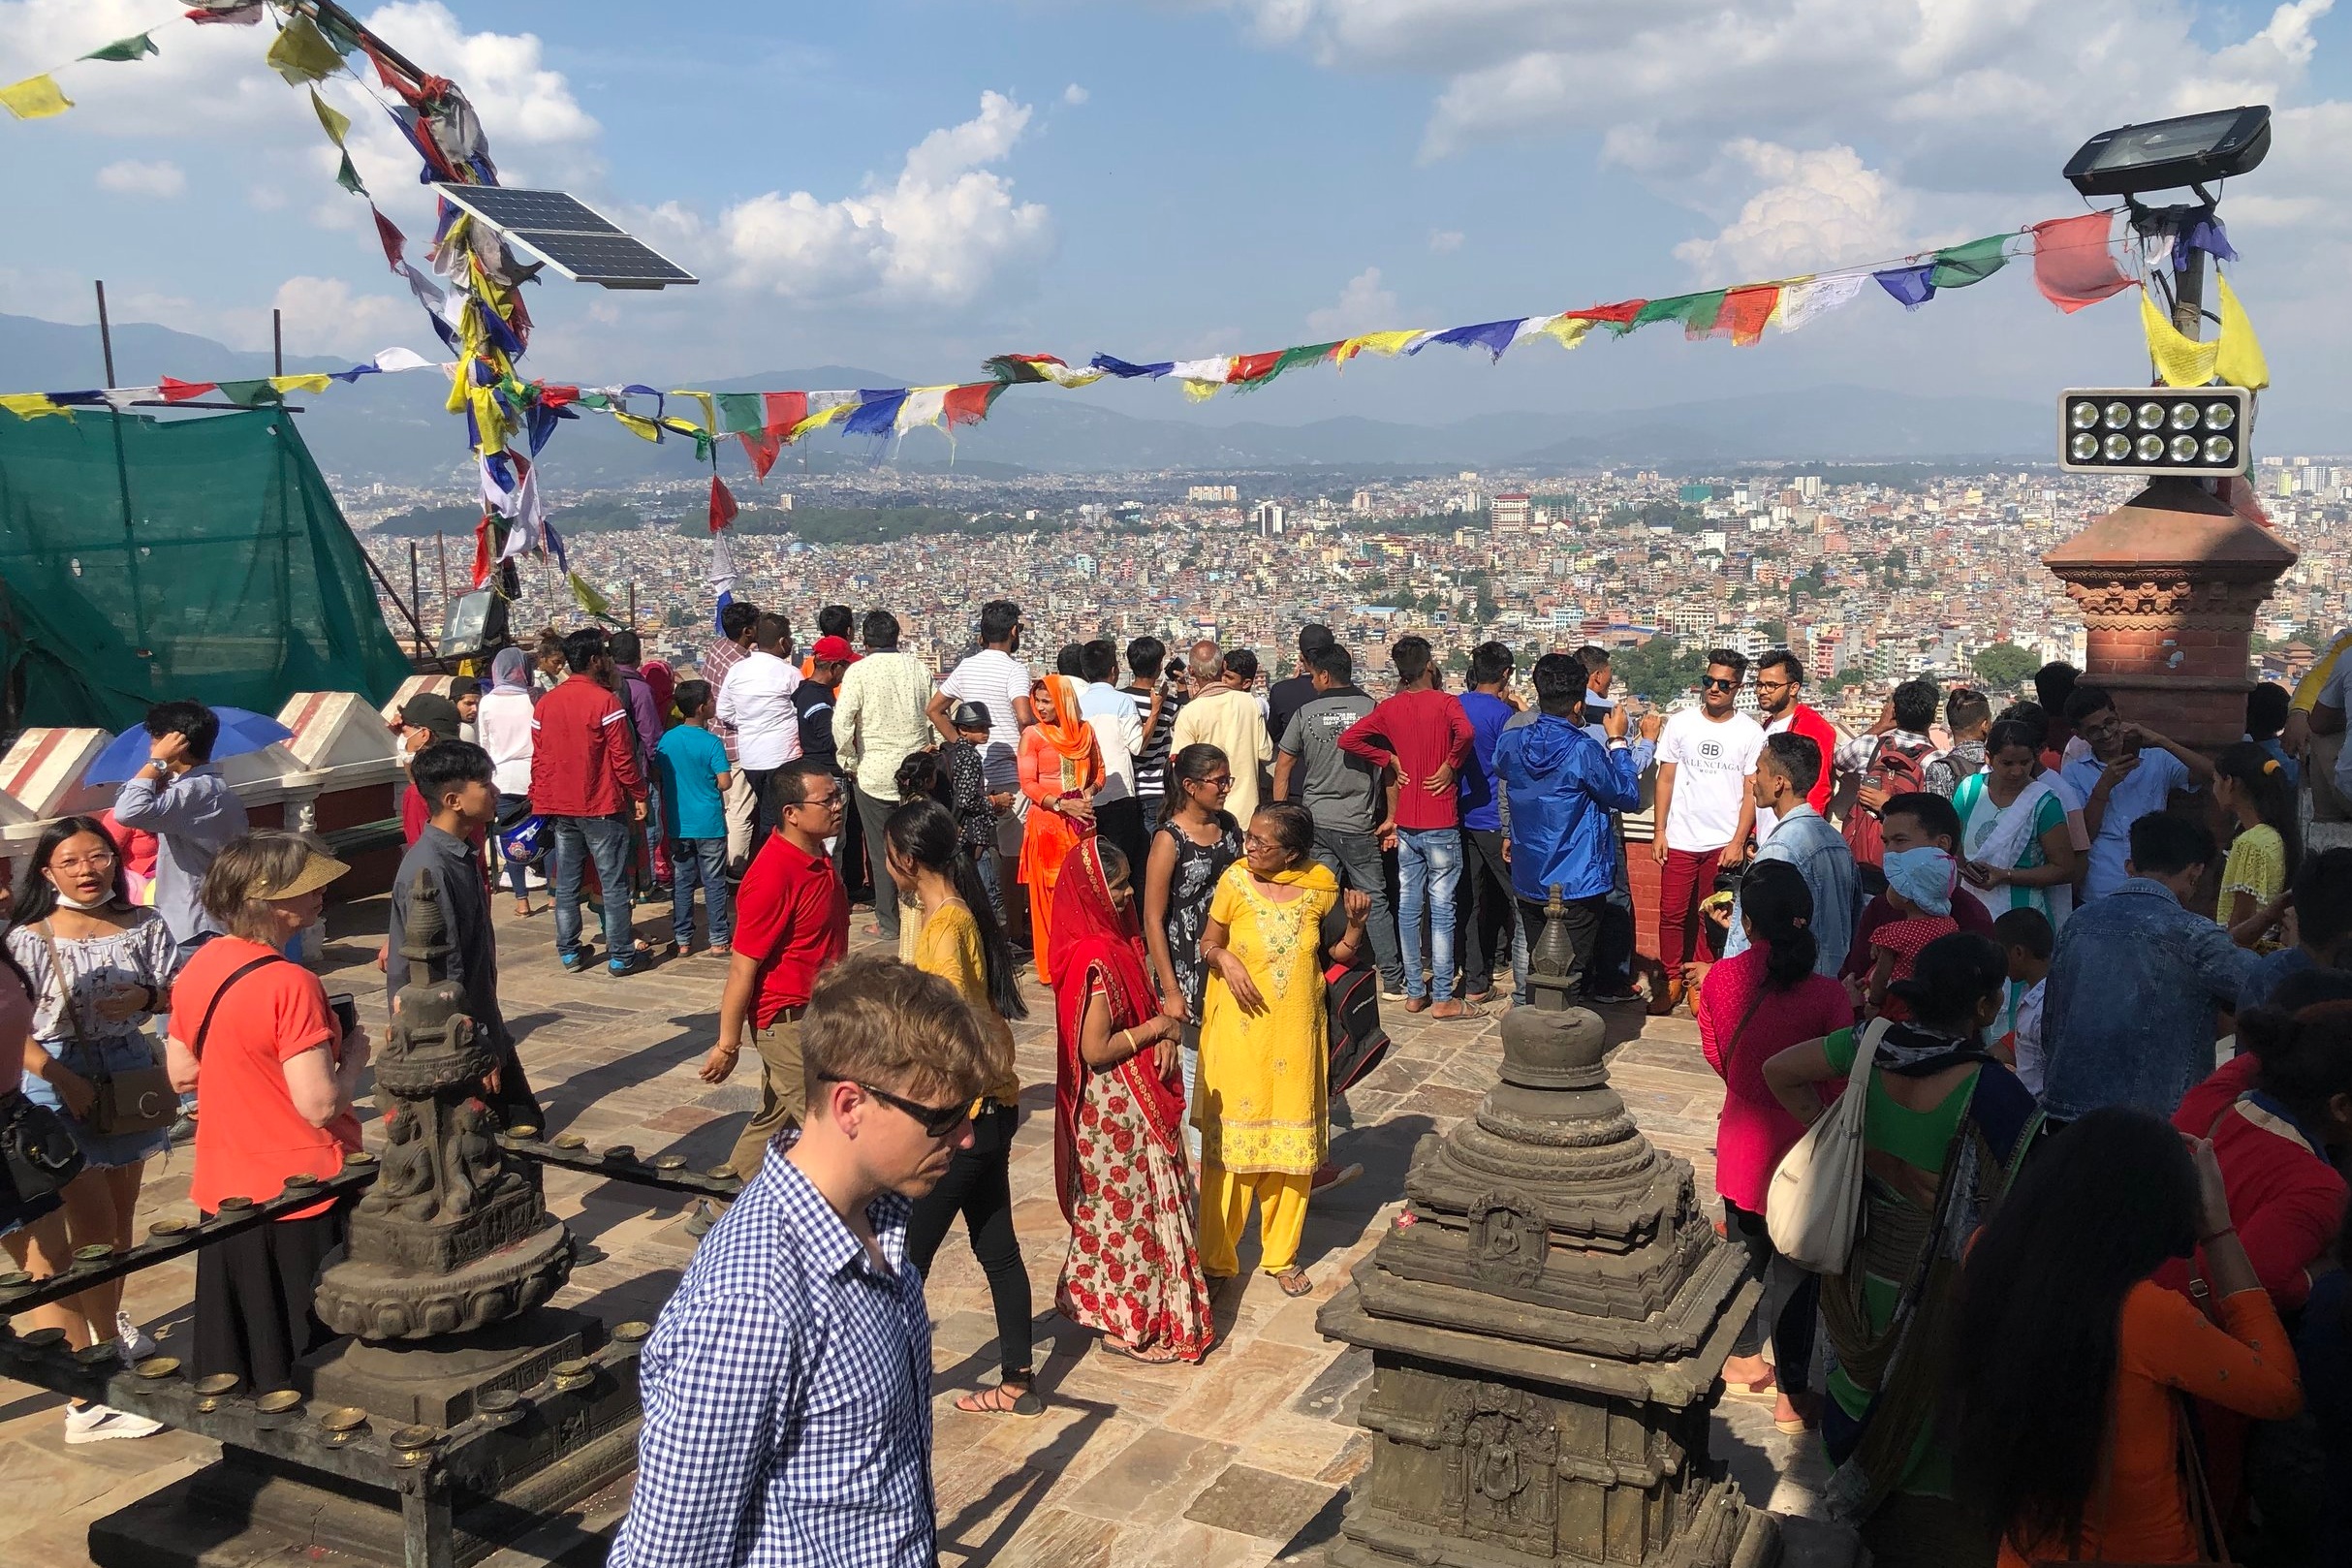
top-left (1951, 1107), bottom-right (2304, 1565)
top-left (1017, 674), bottom-right (1102, 985)
top-left (166, 832), bottom-right (372, 1395)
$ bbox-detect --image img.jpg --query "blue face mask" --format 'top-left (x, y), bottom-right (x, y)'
top-left (1883, 845), bottom-right (1955, 917)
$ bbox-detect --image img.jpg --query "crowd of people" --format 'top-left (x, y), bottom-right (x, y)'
top-left (0, 602), bottom-right (2347, 1568)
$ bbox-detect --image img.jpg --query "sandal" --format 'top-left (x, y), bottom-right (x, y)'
top-left (955, 1381), bottom-right (1044, 1417)
top-left (1102, 1337), bottom-right (1184, 1365)
top-left (1275, 1268), bottom-right (1314, 1298)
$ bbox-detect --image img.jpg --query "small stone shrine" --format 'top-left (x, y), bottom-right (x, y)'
top-left (1319, 893), bottom-right (1779, 1568)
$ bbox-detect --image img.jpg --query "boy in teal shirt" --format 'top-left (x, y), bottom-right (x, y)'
top-left (657, 680), bottom-right (735, 956)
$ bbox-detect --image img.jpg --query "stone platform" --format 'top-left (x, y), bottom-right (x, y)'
top-left (0, 894), bottom-right (1837, 1567)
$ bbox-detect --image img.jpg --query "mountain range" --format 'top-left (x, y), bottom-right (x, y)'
top-left (9, 310), bottom-right (2333, 484)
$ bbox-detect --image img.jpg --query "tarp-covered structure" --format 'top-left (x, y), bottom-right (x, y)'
top-left (0, 408), bottom-right (409, 733)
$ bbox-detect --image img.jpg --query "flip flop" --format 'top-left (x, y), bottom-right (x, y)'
top-left (1102, 1338), bottom-right (1184, 1365)
top-left (1275, 1268), bottom-right (1314, 1298)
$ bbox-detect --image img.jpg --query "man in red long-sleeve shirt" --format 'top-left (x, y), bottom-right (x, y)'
top-left (531, 627), bottom-right (650, 976)
top-left (1339, 636), bottom-right (1476, 1019)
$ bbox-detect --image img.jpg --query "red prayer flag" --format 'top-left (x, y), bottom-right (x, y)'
top-left (762, 391), bottom-right (808, 431)
top-left (537, 384), bottom-right (580, 408)
top-left (942, 383), bottom-right (1001, 427)
top-left (158, 378), bottom-right (217, 402)
top-left (371, 206), bottom-right (406, 273)
top-left (738, 429), bottom-right (782, 480)
top-left (2030, 212), bottom-right (2130, 314)
top-left (708, 475), bottom-right (738, 533)
top-left (1228, 351), bottom-right (1284, 384)
top-left (1719, 286), bottom-right (1780, 347)
top-left (470, 515), bottom-right (493, 587)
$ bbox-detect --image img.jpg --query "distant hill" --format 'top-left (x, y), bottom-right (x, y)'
top-left (12, 310), bottom-right (2344, 480)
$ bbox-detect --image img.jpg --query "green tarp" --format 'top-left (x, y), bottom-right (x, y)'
top-left (0, 408), bottom-right (410, 733)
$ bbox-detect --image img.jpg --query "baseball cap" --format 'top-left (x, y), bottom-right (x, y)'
top-left (812, 635), bottom-right (856, 663)
top-left (399, 693), bottom-right (464, 737)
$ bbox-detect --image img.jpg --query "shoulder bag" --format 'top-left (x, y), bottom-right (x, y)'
top-left (0, 1088), bottom-right (85, 1210)
top-left (1766, 1016), bottom-right (1892, 1273)
top-left (36, 923), bottom-right (178, 1139)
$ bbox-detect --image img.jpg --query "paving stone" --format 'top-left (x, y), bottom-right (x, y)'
top-left (1058, 1427), bottom-right (1238, 1524)
top-left (1183, 1462), bottom-right (1338, 1541)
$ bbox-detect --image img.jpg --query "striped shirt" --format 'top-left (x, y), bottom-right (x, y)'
top-left (608, 1136), bottom-right (935, 1568)
top-left (1125, 677), bottom-right (1182, 798)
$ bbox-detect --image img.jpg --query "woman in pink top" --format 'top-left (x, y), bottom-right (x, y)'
top-left (1696, 859), bottom-right (1852, 1435)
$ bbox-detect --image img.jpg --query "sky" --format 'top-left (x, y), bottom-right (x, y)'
top-left (5, 0), bottom-right (2351, 429)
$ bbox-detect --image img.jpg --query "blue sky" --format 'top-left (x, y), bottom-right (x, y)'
top-left (6, 0), bottom-right (2351, 425)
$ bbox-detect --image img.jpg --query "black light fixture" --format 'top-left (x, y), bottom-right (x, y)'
top-left (2057, 388), bottom-right (2249, 475)
top-left (439, 587), bottom-right (511, 659)
top-left (2063, 107), bottom-right (2271, 199)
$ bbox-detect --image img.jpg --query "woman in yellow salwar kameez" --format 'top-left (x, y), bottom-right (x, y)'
top-left (1018, 674), bottom-right (1102, 986)
top-left (1194, 802), bottom-right (1371, 1296)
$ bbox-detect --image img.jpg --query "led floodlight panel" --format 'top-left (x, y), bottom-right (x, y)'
top-left (2063, 107), bottom-right (2271, 198)
top-left (2058, 388), bottom-right (2250, 476)
top-left (432, 185), bottom-right (697, 290)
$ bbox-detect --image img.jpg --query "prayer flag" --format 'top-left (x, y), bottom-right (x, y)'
top-left (842, 390), bottom-right (908, 437)
top-left (568, 573), bottom-right (613, 619)
top-left (1416, 319), bottom-right (1530, 361)
top-left (1718, 286), bottom-right (1780, 347)
top-left (708, 527), bottom-right (738, 636)
top-left (215, 379), bottom-right (278, 406)
top-left (984, 354), bottom-right (1102, 388)
top-left (1527, 317), bottom-right (1593, 352)
top-left (1631, 293), bottom-right (1727, 336)
top-left (0, 75), bottom-right (73, 120)
top-left (269, 373), bottom-right (332, 394)
top-left (471, 516), bottom-right (493, 588)
top-left (1776, 272), bottom-right (1867, 332)
top-left (1927, 235), bottom-right (2009, 290)
top-left (81, 33), bottom-right (159, 63)
top-left (2213, 273), bottom-right (2269, 392)
top-left (188, 1), bottom-right (266, 24)
top-left (1089, 355), bottom-right (1173, 379)
top-left (310, 89), bottom-right (350, 145)
top-left (1562, 299), bottom-right (1647, 335)
top-left (762, 392), bottom-right (808, 433)
top-left (942, 383), bottom-right (1001, 426)
top-left (334, 151), bottom-right (366, 196)
top-left (158, 377), bottom-right (217, 402)
top-left (708, 475), bottom-right (738, 533)
top-left (2140, 288), bottom-right (2218, 388)
top-left (1227, 351), bottom-right (1285, 385)
top-left (1238, 342), bottom-right (1341, 390)
top-left (2029, 212), bottom-right (2130, 314)
top-left (1333, 330), bottom-right (1429, 365)
top-left (372, 207), bottom-right (406, 272)
top-left (265, 14), bottom-right (347, 83)
top-left (673, 392), bottom-right (718, 441)
top-left (715, 393), bottom-right (763, 436)
top-left (739, 428), bottom-right (782, 479)
top-left (1873, 264), bottom-right (1936, 310)
top-left (0, 394), bottom-right (68, 421)
top-left (371, 347), bottom-right (434, 373)
top-left (792, 392), bottom-right (860, 440)
top-left (612, 410), bottom-right (662, 442)
top-left (895, 387), bottom-right (951, 434)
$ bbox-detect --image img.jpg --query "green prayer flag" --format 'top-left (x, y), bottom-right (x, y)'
top-left (715, 393), bottom-right (764, 435)
top-left (266, 14), bottom-right (347, 84)
top-left (214, 380), bottom-right (281, 407)
top-left (80, 33), bottom-right (158, 63)
top-left (1928, 235), bottom-right (2010, 290)
top-left (310, 88), bottom-right (350, 146)
top-left (1244, 342), bottom-right (1342, 392)
top-left (1630, 291), bottom-right (1728, 336)
top-left (334, 150), bottom-right (367, 196)
top-left (577, 392), bottom-right (612, 410)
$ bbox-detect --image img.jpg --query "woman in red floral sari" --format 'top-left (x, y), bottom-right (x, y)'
top-left (1051, 836), bottom-right (1216, 1364)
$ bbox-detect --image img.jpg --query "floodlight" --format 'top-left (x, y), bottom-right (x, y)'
top-left (2063, 107), bottom-right (2270, 199)
top-left (440, 587), bottom-right (510, 659)
top-left (2058, 389), bottom-right (2248, 475)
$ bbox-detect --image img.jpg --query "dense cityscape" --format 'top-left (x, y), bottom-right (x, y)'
top-left (354, 452), bottom-right (2352, 720)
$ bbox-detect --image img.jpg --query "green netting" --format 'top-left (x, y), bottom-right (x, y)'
top-left (0, 408), bottom-right (411, 733)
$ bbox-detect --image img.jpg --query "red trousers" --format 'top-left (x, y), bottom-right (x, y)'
top-left (1657, 845), bottom-right (1725, 972)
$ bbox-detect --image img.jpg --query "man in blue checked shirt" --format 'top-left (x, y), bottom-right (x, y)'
top-left (609, 954), bottom-right (996, 1568)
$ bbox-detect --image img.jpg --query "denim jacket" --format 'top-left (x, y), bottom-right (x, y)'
top-left (1721, 805), bottom-right (1857, 978)
top-left (2040, 876), bottom-right (2258, 1122)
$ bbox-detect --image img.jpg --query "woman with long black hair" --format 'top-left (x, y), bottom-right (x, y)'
top-left (887, 797), bottom-right (1042, 1416)
top-left (1950, 1107), bottom-right (2303, 1565)
top-left (1696, 859), bottom-right (1850, 1436)
top-left (1761, 932), bottom-right (2045, 1563)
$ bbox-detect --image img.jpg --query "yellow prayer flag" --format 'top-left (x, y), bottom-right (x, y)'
top-left (266, 14), bottom-right (346, 84)
top-left (309, 88), bottom-right (350, 146)
top-left (1334, 329), bottom-right (1427, 365)
top-left (0, 393), bottom-right (70, 420)
top-left (2213, 273), bottom-right (2269, 392)
top-left (2140, 288), bottom-right (2218, 389)
top-left (672, 392), bottom-right (717, 438)
top-left (612, 411), bottom-right (663, 443)
top-left (269, 373), bottom-right (332, 394)
top-left (1532, 317), bottom-right (1594, 352)
top-left (789, 403), bottom-right (854, 441)
top-left (1178, 379), bottom-right (1221, 403)
top-left (0, 74), bottom-right (74, 120)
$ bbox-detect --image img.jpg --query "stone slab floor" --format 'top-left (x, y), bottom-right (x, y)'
top-left (0, 894), bottom-right (1841, 1566)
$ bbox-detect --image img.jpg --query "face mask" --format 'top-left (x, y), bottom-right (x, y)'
top-left (49, 888), bottom-right (114, 911)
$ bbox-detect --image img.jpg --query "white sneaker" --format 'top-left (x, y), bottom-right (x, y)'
top-left (63, 1404), bottom-right (165, 1444)
top-left (116, 1311), bottom-right (158, 1363)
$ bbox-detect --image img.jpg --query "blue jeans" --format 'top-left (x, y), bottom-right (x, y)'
top-left (1396, 826), bottom-right (1462, 1002)
top-left (549, 813), bottom-right (635, 962)
top-left (670, 836), bottom-right (733, 949)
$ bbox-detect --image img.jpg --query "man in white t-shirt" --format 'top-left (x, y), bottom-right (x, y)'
top-left (929, 600), bottom-right (1037, 925)
top-left (716, 612), bottom-right (802, 863)
top-left (1649, 650), bottom-right (1765, 1012)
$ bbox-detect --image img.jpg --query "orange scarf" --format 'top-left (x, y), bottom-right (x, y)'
top-left (1032, 674), bottom-right (1097, 766)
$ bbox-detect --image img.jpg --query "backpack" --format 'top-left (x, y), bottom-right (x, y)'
top-left (1324, 961), bottom-right (1391, 1095)
top-left (1841, 734), bottom-right (1935, 871)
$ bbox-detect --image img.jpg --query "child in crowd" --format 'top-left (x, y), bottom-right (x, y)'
top-left (2213, 740), bottom-right (2299, 951)
top-left (942, 701), bottom-right (1008, 893)
top-left (1861, 844), bottom-right (1960, 1019)
top-left (1991, 905), bottom-right (2053, 1095)
top-left (2245, 681), bottom-right (2300, 787)
top-left (655, 680), bottom-right (734, 959)
top-left (1925, 687), bottom-right (1991, 796)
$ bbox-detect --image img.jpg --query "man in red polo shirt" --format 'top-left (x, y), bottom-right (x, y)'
top-left (1751, 649), bottom-right (1839, 835)
top-left (705, 758), bottom-right (849, 1181)
top-left (1339, 635), bottom-right (1475, 1019)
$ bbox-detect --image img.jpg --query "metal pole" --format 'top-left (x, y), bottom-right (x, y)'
top-left (272, 308), bottom-right (284, 377)
top-left (409, 542), bottom-right (426, 661)
top-left (95, 281), bottom-right (152, 657)
top-left (2172, 248), bottom-right (2205, 340)
top-left (434, 532), bottom-right (451, 630)
top-left (627, 580), bottom-right (637, 629)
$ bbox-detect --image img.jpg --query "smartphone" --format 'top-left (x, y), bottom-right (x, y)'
top-left (328, 992), bottom-right (360, 1040)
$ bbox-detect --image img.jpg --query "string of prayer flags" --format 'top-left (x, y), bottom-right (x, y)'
top-left (1774, 273), bottom-right (1868, 332)
top-left (1718, 286), bottom-right (1780, 347)
top-left (1630, 292), bottom-right (1732, 339)
top-left (80, 33), bottom-right (160, 63)
top-left (0, 75), bottom-right (73, 120)
top-left (2030, 212), bottom-right (2131, 313)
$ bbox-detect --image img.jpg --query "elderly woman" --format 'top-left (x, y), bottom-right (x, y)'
top-left (166, 832), bottom-right (372, 1394)
top-left (1195, 802), bottom-right (1370, 1297)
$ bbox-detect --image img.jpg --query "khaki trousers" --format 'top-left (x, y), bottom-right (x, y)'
top-left (727, 1014), bottom-right (805, 1180)
top-left (724, 769), bottom-right (757, 872)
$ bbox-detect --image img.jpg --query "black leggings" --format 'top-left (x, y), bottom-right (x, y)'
top-left (1725, 1198), bottom-right (1818, 1393)
top-left (905, 1102), bottom-right (1033, 1384)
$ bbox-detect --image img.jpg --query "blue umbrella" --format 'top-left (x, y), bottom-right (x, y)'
top-left (82, 706), bottom-right (297, 786)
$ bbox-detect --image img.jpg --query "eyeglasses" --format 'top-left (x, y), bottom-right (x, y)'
top-left (1243, 833), bottom-right (1292, 855)
top-left (1198, 775), bottom-right (1234, 790)
top-left (821, 1077), bottom-right (970, 1138)
top-left (1701, 677), bottom-right (1739, 691)
top-left (49, 851), bottom-right (118, 872)
top-left (791, 789), bottom-right (845, 811)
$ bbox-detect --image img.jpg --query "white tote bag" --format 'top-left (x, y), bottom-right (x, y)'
top-left (1766, 1017), bottom-right (1890, 1274)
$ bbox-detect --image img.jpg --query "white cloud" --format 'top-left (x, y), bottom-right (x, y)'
top-left (1306, 266), bottom-right (1398, 335)
top-left (1063, 82), bottom-right (1090, 106)
top-left (684, 91), bottom-right (1053, 308)
top-left (1673, 141), bottom-right (1930, 281)
top-left (1427, 228), bottom-right (1463, 253)
top-left (96, 159), bottom-right (185, 198)
top-left (269, 275), bottom-right (417, 360)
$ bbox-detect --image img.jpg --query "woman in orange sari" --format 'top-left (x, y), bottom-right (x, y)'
top-left (1051, 837), bottom-right (1215, 1364)
top-left (1019, 674), bottom-right (1102, 984)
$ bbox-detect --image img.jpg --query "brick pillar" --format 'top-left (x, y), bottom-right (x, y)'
top-left (2042, 479), bottom-right (2295, 753)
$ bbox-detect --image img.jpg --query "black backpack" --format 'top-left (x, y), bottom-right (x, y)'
top-left (1325, 961), bottom-right (1391, 1094)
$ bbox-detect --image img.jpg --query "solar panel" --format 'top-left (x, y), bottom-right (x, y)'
top-left (433, 183), bottom-right (697, 290)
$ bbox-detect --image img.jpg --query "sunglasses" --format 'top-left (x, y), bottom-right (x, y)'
top-left (1701, 677), bottom-right (1739, 691)
top-left (822, 1077), bottom-right (970, 1139)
